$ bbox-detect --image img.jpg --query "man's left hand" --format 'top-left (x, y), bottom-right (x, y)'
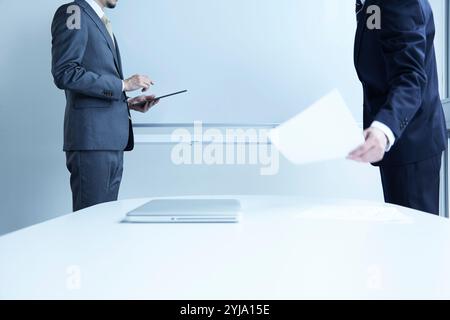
top-left (128, 95), bottom-right (159, 113)
top-left (347, 127), bottom-right (388, 163)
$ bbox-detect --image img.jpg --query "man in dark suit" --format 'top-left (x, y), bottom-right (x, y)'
top-left (348, 0), bottom-right (447, 215)
top-left (52, 0), bottom-right (159, 211)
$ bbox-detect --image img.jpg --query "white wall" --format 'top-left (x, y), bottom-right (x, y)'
top-left (112, 0), bottom-right (363, 123)
top-left (430, 0), bottom-right (447, 97)
top-left (0, 1), bottom-right (71, 235)
top-left (0, 0), bottom-right (446, 236)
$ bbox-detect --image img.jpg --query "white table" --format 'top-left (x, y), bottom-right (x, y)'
top-left (1, 196), bottom-right (450, 300)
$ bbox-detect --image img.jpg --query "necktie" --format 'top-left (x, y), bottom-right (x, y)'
top-left (356, 0), bottom-right (364, 21)
top-left (101, 15), bottom-right (115, 47)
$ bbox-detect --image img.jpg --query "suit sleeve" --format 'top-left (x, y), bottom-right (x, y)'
top-left (374, 0), bottom-right (428, 140)
top-left (51, 5), bottom-right (123, 101)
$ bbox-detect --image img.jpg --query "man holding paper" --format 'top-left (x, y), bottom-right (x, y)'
top-left (349, 0), bottom-right (447, 215)
top-left (52, 0), bottom-right (159, 211)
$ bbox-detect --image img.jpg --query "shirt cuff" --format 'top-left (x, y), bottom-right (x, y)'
top-left (371, 121), bottom-right (395, 152)
top-left (122, 80), bottom-right (125, 92)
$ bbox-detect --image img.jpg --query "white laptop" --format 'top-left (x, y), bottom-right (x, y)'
top-left (122, 199), bottom-right (242, 223)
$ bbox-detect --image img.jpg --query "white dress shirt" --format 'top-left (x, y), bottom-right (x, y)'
top-left (86, 0), bottom-right (104, 19)
top-left (371, 121), bottom-right (395, 151)
top-left (85, 0), bottom-right (126, 92)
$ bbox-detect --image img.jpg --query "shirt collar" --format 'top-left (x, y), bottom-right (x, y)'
top-left (85, 0), bottom-right (105, 19)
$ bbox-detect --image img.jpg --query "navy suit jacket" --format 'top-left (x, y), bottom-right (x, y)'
top-left (355, 0), bottom-right (447, 166)
top-left (51, 0), bottom-right (133, 151)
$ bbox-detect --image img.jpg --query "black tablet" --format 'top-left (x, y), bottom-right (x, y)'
top-left (130, 90), bottom-right (188, 107)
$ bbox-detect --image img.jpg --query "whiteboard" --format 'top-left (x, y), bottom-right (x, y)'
top-left (111, 0), bottom-right (364, 124)
top-left (111, 0), bottom-right (445, 124)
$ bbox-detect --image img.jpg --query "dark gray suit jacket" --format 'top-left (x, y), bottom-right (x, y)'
top-left (51, 0), bottom-right (133, 151)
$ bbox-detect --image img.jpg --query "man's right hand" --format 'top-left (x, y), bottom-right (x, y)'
top-left (123, 74), bottom-right (154, 92)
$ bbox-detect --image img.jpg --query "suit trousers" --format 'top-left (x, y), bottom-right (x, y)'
top-left (379, 154), bottom-right (442, 215)
top-left (66, 151), bottom-right (124, 212)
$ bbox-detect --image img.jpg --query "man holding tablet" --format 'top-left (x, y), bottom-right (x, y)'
top-left (51, 0), bottom-right (160, 212)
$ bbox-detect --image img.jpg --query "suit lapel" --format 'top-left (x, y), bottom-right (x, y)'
top-left (114, 35), bottom-right (124, 79)
top-left (76, 0), bottom-right (121, 75)
top-left (354, 0), bottom-right (369, 68)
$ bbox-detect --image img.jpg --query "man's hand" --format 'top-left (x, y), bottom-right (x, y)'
top-left (124, 74), bottom-right (154, 92)
top-left (347, 127), bottom-right (388, 163)
top-left (128, 95), bottom-right (160, 113)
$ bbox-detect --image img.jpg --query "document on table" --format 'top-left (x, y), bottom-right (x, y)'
top-left (296, 205), bottom-right (414, 224)
top-left (269, 90), bottom-right (364, 165)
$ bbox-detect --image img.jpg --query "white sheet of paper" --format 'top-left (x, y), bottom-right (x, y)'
top-left (269, 89), bottom-right (364, 165)
top-left (295, 205), bottom-right (414, 224)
